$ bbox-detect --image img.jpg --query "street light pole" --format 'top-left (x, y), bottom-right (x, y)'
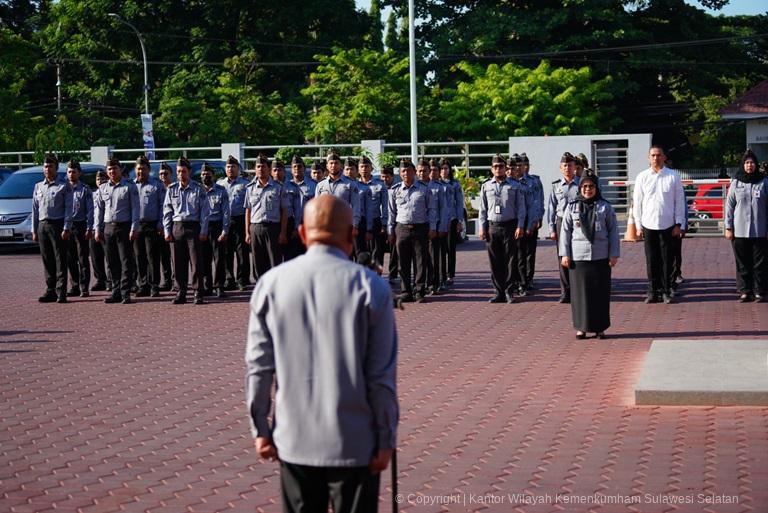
top-left (108, 13), bottom-right (149, 115)
top-left (408, 0), bottom-right (418, 163)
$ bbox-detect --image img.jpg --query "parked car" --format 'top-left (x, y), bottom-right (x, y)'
top-left (690, 183), bottom-right (729, 220)
top-left (0, 167), bottom-right (15, 185)
top-left (0, 163), bottom-right (104, 247)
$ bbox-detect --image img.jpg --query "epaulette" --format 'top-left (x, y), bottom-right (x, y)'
top-left (552, 179), bottom-right (561, 184)
top-left (481, 177), bottom-right (492, 184)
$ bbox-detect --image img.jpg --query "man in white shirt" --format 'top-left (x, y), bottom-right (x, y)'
top-left (632, 145), bottom-right (686, 304)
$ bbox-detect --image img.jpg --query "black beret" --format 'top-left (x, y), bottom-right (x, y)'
top-left (326, 150), bottom-right (340, 162)
top-left (291, 155), bottom-right (305, 166)
top-left (520, 153), bottom-right (529, 164)
top-left (67, 159), bottom-right (81, 171)
top-left (226, 154), bottom-right (240, 166)
top-left (560, 152), bottom-right (575, 164)
top-left (381, 165), bottom-right (394, 174)
top-left (417, 158), bottom-right (430, 167)
top-left (97, 170), bottom-right (109, 180)
top-left (272, 159), bottom-right (285, 170)
top-left (106, 157), bottom-right (121, 168)
top-left (399, 158), bottom-right (415, 170)
top-left (43, 154), bottom-right (59, 166)
top-left (344, 157), bottom-right (357, 167)
top-left (576, 153), bottom-right (589, 167)
top-left (439, 158), bottom-right (451, 168)
top-left (310, 160), bottom-right (321, 171)
top-left (359, 155), bottom-right (372, 165)
top-left (160, 161), bottom-right (173, 172)
top-left (255, 153), bottom-right (270, 166)
top-left (177, 156), bottom-right (191, 169)
top-left (201, 162), bottom-right (214, 173)
top-left (135, 155), bottom-right (150, 168)
top-left (491, 154), bottom-right (506, 165)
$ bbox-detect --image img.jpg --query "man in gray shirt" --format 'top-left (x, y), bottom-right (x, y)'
top-left (246, 195), bottom-right (398, 513)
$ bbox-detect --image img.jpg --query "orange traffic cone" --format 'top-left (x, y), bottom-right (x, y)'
top-left (624, 210), bottom-right (639, 242)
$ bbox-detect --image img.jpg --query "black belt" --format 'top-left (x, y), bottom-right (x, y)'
top-left (397, 222), bottom-right (427, 229)
top-left (253, 221), bottom-right (279, 226)
top-left (488, 219), bottom-right (517, 226)
top-left (106, 221), bottom-right (131, 226)
top-left (40, 218), bottom-right (64, 224)
top-left (139, 219), bottom-right (158, 224)
top-left (173, 221), bottom-right (200, 226)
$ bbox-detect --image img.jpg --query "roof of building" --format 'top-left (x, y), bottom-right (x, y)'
top-left (720, 79), bottom-right (768, 120)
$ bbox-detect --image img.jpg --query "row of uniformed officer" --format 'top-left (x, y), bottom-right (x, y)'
top-left (506, 153), bottom-right (544, 294)
top-left (548, 152), bottom-right (581, 303)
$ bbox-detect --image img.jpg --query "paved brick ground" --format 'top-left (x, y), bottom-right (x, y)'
top-left (1, 237), bottom-right (766, 513)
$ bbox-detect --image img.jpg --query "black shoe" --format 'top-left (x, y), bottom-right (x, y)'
top-left (216, 289), bottom-right (226, 299)
top-left (446, 277), bottom-right (454, 286)
top-left (172, 293), bottom-right (187, 305)
top-left (160, 281), bottom-right (173, 291)
top-left (399, 293), bottom-right (414, 303)
top-left (518, 286), bottom-right (528, 297)
top-left (194, 294), bottom-right (204, 305)
top-left (57, 295), bottom-right (68, 304)
top-left (106, 284), bottom-right (113, 292)
top-left (224, 280), bottom-right (236, 291)
top-left (644, 294), bottom-right (660, 304)
top-left (596, 332), bottom-right (606, 339)
top-left (755, 294), bottom-right (765, 303)
top-left (576, 331), bottom-right (586, 339)
top-left (506, 294), bottom-right (517, 304)
top-left (130, 285), bottom-right (139, 293)
top-left (136, 287), bottom-right (151, 297)
top-left (150, 288), bottom-right (160, 297)
top-left (489, 294), bottom-right (506, 303)
top-left (662, 294), bottom-right (674, 304)
top-left (38, 293), bottom-right (57, 303)
top-left (237, 282), bottom-right (247, 291)
top-left (104, 294), bottom-right (122, 304)
top-left (738, 293), bottom-right (754, 303)
top-left (558, 294), bottom-right (570, 304)
top-left (122, 295), bottom-right (132, 304)
top-left (413, 293), bottom-right (425, 303)
top-left (66, 287), bottom-right (81, 297)
top-left (80, 290), bottom-right (90, 298)
top-left (91, 282), bottom-right (107, 292)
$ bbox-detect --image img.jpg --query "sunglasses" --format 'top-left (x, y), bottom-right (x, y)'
top-left (581, 184), bottom-right (596, 189)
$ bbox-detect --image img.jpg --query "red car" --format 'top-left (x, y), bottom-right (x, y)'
top-left (690, 183), bottom-right (729, 219)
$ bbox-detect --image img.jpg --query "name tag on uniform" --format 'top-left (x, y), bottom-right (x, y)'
top-left (754, 190), bottom-right (761, 198)
top-left (266, 199), bottom-right (273, 211)
top-left (595, 221), bottom-right (602, 231)
top-left (494, 205), bottom-right (501, 215)
top-left (575, 220), bottom-right (581, 228)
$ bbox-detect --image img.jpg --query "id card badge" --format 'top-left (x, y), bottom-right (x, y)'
top-left (595, 221), bottom-right (602, 231)
top-left (266, 199), bottom-right (273, 211)
top-left (754, 189), bottom-right (761, 198)
top-left (494, 204), bottom-right (501, 215)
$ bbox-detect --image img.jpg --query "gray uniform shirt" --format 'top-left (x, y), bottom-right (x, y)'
top-left (478, 178), bottom-right (527, 230)
top-left (547, 177), bottom-right (580, 233)
top-left (162, 181), bottom-right (210, 236)
top-left (362, 178), bottom-right (388, 224)
top-left (244, 178), bottom-right (287, 224)
top-left (32, 179), bottom-right (73, 232)
top-left (246, 244), bottom-right (398, 467)
top-left (134, 178), bottom-right (165, 230)
top-left (725, 177), bottom-right (768, 238)
top-left (428, 180), bottom-right (451, 232)
top-left (217, 176), bottom-right (249, 217)
top-left (559, 199), bottom-right (620, 261)
top-left (442, 179), bottom-right (464, 222)
top-left (315, 176), bottom-right (361, 227)
top-left (69, 181), bottom-right (94, 231)
top-left (290, 178), bottom-right (317, 226)
top-left (94, 179), bottom-right (140, 235)
top-left (205, 184), bottom-right (231, 234)
top-left (521, 173), bottom-right (544, 227)
top-left (387, 180), bottom-right (438, 234)
top-left (357, 181), bottom-right (374, 231)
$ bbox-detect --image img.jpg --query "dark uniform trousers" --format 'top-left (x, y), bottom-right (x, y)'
top-left (370, 218), bottom-right (386, 266)
top-left (670, 235), bottom-right (683, 284)
top-left (134, 221), bottom-right (161, 291)
top-left (642, 226), bottom-right (675, 296)
top-left (38, 219), bottom-right (68, 297)
top-left (160, 238), bottom-right (173, 286)
top-left (387, 238), bottom-right (399, 278)
top-left (280, 462), bottom-right (380, 513)
top-left (67, 220), bottom-right (90, 291)
top-left (89, 237), bottom-right (109, 288)
top-left (281, 217), bottom-right (298, 262)
top-left (556, 217), bottom-right (570, 297)
top-left (395, 223), bottom-right (428, 296)
top-left (352, 217), bottom-right (368, 261)
top-left (486, 219), bottom-right (519, 297)
top-left (732, 237), bottom-right (768, 295)
top-left (226, 214), bottom-right (249, 286)
top-left (171, 221), bottom-right (203, 294)
top-left (521, 228), bottom-right (539, 286)
top-left (202, 220), bottom-right (227, 291)
top-left (250, 222), bottom-right (280, 282)
top-left (428, 234), bottom-right (444, 292)
top-left (444, 218), bottom-right (459, 280)
top-left (104, 221), bottom-right (134, 298)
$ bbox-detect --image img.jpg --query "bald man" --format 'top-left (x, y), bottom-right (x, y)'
top-left (246, 196), bottom-right (398, 513)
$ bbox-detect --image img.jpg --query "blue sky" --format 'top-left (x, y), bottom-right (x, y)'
top-left (355, 0), bottom-right (767, 20)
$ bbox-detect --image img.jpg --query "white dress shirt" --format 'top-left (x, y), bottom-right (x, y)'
top-left (632, 166), bottom-right (686, 230)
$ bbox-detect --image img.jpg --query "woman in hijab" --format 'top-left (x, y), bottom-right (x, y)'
top-left (559, 174), bottom-right (620, 339)
top-left (724, 149), bottom-right (768, 302)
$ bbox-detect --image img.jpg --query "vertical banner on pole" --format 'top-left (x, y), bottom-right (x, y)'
top-left (141, 114), bottom-right (156, 160)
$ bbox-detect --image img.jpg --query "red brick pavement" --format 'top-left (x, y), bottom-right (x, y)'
top-left (1, 238), bottom-right (766, 513)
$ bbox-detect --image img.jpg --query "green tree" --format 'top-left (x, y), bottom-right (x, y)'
top-left (301, 48), bottom-right (411, 143)
top-left (364, 0), bottom-right (384, 51)
top-left (33, 115), bottom-right (88, 161)
top-left (384, 12), bottom-right (404, 53)
top-left (0, 28), bottom-right (43, 151)
top-left (433, 60), bottom-right (618, 140)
